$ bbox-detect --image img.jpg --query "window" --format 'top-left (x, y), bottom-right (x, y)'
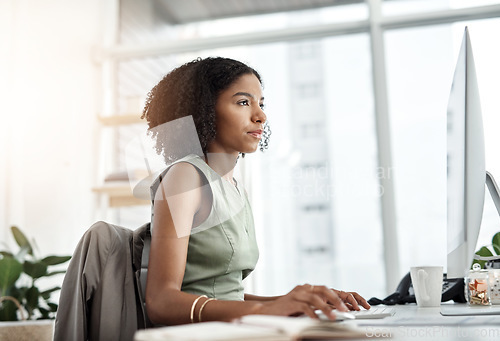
top-left (104, 0), bottom-right (500, 300)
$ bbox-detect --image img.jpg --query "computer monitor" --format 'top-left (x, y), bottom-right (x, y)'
top-left (446, 27), bottom-right (486, 279)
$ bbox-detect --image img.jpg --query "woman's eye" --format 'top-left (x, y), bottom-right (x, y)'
top-left (259, 103), bottom-right (265, 110)
top-left (238, 100), bottom-right (249, 106)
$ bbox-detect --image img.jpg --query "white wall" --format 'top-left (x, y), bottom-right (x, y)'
top-left (0, 0), bottom-right (103, 257)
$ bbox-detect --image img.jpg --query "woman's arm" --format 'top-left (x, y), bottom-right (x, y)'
top-left (244, 294), bottom-right (282, 302)
top-left (145, 162), bottom-right (210, 325)
top-left (146, 163), bottom-right (263, 325)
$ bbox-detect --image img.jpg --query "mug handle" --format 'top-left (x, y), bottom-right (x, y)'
top-left (418, 269), bottom-right (430, 301)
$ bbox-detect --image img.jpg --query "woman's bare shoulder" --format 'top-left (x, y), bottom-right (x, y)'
top-left (156, 161), bottom-right (204, 199)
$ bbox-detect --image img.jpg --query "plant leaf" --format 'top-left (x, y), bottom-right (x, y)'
top-left (47, 302), bottom-right (58, 312)
top-left (26, 286), bottom-right (40, 311)
top-left (0, 298), bottom-right (19, 321)
top-left (38, 307), bottom-right (50, 319)
top-left (45, 270), bottom-right (66, 277)
top-left (0, 257), bottom-right (23, 295)
top-left (23, 261), bottom-right (48, 279)
top-left (473, 246), bottom-right (494, 269)
top-left (476, 246), bottom-right (494, 257)
top-left (11, 226), bottom-right (33, 256)
top-left (0, 251), bottom-right (14, 258)
top-left (12, 285), bottom-right (26, 298)
top-left (41, 255), bottom-right (71, 266)
top-left (492, 232), bottom-right (500, 255)
top-left (40, 286), bottom-right (61, 300)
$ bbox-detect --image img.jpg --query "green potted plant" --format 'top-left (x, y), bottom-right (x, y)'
top-left (473, 231), bottom-right (500, 269)
top-left (0, 226), bottom-right (71, 340)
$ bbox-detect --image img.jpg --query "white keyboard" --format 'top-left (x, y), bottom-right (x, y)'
top-left (348, 307), bottom-right (395, 319)
top-left (317, 307), bottom-right (395, 320)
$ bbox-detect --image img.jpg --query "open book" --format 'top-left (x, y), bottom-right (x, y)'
top-left (134, 315), bottom-right (368, 340)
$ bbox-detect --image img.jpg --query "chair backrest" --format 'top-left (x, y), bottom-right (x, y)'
top-left (140, 226), bottom-right (151, 300)
top-left (55, 221), bottom-right (152, 341)
top-left (132, 223), bottom-right (153, 329)
top-left (132, 222), bottom-right (153, 329)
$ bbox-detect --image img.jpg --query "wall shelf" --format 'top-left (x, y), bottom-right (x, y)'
top-left (98, 114), bottom-right (145, 126)
top-left (92, 184), bottom-right (149, 207)
top-left (95, 113), bottom-right (147, 208)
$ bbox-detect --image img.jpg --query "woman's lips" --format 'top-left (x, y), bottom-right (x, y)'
top-left (247, 130), bottom-right (263, 139)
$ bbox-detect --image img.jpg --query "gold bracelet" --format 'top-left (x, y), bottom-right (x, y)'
top-left (198, 297), bottom-right (216, 322)
top-left (190, 295), bottom-right (207, 323)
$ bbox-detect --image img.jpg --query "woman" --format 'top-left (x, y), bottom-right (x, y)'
top-left (142, 57), bottom-right (370, 326)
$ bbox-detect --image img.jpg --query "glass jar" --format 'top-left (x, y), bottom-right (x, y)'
top-left (488, 269), bottom-right (500, 305)
top-left (465, 264), bottom-right (491, 306)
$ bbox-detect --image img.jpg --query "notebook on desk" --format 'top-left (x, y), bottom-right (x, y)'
top-left (441, 304), bottom-right (500, 316)
top-left (135, 315), bottom-right (368, 341)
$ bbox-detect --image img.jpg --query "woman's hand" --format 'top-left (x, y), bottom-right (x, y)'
top-left (331, 289), bottom-right (371, 311)
top-left (253, 284), bottom-right (349, 320)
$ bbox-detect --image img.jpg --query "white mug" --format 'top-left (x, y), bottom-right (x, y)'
top-left (410, 266), bottom-right (443, 307)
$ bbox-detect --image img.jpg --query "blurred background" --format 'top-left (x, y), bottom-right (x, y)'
top-left (1, 0), bottom-right (500, 300)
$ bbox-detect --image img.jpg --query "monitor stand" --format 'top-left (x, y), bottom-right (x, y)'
top-left (445, 172), bottom-right (500, 316)
top-left (473, 171), bottom-right (500, 267)
top-left (486, 171), bottom-right (500, 218)
top-left (441, 304), bottom-right (500, 316)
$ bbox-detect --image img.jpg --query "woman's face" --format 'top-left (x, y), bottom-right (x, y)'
top-left (208, 73), bottom-right (266, 155)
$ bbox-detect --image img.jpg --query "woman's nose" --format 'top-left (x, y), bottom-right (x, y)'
top-left (253, 107), bottom-right (266, 124)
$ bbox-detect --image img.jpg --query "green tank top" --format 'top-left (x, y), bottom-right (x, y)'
top-left (150, 154), bottom-right (259, 301)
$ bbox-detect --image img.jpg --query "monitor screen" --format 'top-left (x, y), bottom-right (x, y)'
top-left (446, 27), bottom-right (485, 279)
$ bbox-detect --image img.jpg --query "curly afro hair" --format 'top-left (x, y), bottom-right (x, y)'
top-left (141, 57), bottom-right (271, 164)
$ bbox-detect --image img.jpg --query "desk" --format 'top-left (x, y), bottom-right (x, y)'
top-left (350, 303), bottom-right (500, 340)
top-left (134, 304), bottom-right (500, 340)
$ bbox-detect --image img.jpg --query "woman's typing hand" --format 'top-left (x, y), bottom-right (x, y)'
top-left (253, 284), bottom-right (350, 320)
top-left (330, 288), bottom-right (371, 311)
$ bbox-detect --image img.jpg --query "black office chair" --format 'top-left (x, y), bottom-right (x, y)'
top-left (54, 221), bottom-right (153, 341)
top-left (132, 222), bottom-right (153, 329)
